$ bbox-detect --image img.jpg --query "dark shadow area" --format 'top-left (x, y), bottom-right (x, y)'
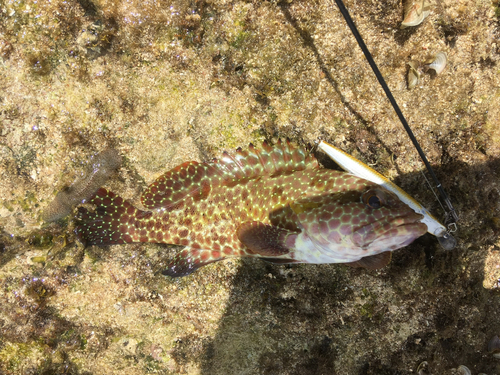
top-left (3, 153), bottom-right (497, 374)
top-left (436, 20), bottom-right (469, 49)
top-left (76, 0), bottom-right (99, 18)
top-left (199, 261), bottom-right (344, 375)
top-left (1, 2), bottom-right (498, 373)
top-left (0, 230), bottom-right (20, 268)
top-left (394, 25), bottom-right (423, 46)
top-left (169, 154), bottom-right (500, 374)
top-left (0, 264), bottom-right (107, 375)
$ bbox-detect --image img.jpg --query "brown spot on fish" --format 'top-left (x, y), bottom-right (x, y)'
top-left (194, 182), bottom-right (211, 202)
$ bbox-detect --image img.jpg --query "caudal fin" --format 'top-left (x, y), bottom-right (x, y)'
top-left (75, 188), bottom-right (151, 246)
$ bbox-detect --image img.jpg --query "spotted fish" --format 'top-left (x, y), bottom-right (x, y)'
top-left (75, 141), bottom-right (428, 277)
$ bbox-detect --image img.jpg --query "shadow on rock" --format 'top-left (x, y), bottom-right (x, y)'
top-left (177, 157), bottom-right (500, 374)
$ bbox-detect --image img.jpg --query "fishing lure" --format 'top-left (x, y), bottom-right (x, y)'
top-left (75, 141), bottom-right (443, 277)
top-left (318, 141), bottom-right (456, 250)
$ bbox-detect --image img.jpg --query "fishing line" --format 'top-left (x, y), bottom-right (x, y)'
top-left (420, 171), bottom-right (446, 212)
top-left (331, 0), bottom-right (459, 230)
top-left (420, 170), bottom-right (457, 233)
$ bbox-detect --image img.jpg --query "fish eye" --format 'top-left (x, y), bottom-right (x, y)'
top-left (362, 191), bottom-right (382, 209)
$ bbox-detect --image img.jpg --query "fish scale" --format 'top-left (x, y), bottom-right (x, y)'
top-left (76, 140), bottom-right (427, 277)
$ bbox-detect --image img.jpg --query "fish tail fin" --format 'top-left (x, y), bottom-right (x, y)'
top-left (75, 188), bottom-right (151, 246)
top-left (162, 248), bottom-right (226, 277)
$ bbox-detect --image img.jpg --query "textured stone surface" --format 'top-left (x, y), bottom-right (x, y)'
top-left (1, 0), bottom-right (500, 373)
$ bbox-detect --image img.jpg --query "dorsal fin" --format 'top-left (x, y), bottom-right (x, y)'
top-left (141, 140), bottom-right (318, 210)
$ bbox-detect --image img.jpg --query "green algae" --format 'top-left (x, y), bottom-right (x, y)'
top-left (0, 0), bottom-right (499, 373)
top-left (0, 342), bottom-right (44, 372)
top-left (2, 201), bottom-right (14, 212)
top-left (26, 232), bottom-right (53, 249)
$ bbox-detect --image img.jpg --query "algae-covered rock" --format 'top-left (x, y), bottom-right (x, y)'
top-left (1, 0), bottom-right (500, 374)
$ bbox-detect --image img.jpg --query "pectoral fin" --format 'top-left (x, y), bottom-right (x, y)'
top-left (237, 221), bottom-right (297, 256)
top-left (346, 251), bottom-right (392, 270)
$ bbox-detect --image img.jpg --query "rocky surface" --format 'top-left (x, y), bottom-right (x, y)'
top-left (1, 0), bottom-right (499, 373)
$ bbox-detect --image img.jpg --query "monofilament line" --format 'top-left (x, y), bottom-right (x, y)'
top-left (331, 0), bottom-right (459, 228)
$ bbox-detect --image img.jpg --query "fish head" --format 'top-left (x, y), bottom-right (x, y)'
top-left (291, 184), bottom-right (428, 263)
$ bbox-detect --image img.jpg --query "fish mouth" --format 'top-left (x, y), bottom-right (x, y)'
top-left (353, 211), bottom-right (428, 251)
top-left (390, 211), bottom-right (426, 228)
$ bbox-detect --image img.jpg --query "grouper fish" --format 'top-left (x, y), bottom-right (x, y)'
top-left (75, 140), bottom-right (430, 277)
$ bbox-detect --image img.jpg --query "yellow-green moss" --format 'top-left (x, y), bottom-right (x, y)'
top-left (0, 0), bottom-right (499, 373)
